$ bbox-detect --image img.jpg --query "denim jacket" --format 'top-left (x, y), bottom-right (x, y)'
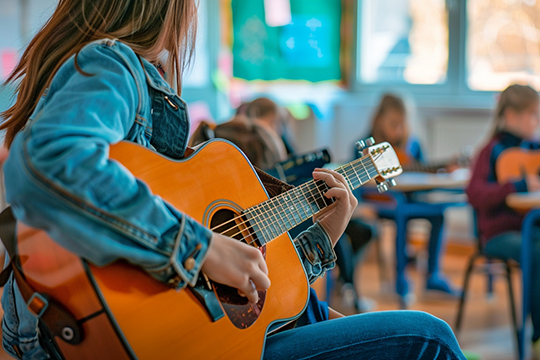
top-left (2, 39), bottom-right (336, 359)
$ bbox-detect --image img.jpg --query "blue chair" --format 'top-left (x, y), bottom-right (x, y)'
top-left (455, 211), bottom-right (519, 359)
top-left (455, 208), bottom-right (536, 360)
top-left (356, 187), bottom-right (463, 308)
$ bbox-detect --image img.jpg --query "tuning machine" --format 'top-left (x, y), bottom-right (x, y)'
top-left (377, 178), bottom-right (397, 193)
top-left (380, 166), bottom-right (403, 176)
top-left (355, 137), bottom-right (375, 152)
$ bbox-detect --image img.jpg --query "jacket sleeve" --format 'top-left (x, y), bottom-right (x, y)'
top-left (466, 143), bottom-right (527, 211)
top-left (4, 43), bottom-right (212, 289)
top-left (294, 222), bottom-right (336, 284)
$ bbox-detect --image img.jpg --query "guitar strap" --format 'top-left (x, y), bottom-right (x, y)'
top-left (0, 207), bottom-right (83, 355)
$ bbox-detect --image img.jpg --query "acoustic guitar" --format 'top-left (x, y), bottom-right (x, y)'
top-left (496, 147), bottom-right (540, 184)
top-left (16, 139), bottom-right (402, 360)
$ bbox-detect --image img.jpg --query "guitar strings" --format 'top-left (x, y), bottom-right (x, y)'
top-left (219, 153), bottom-right (383, 244)
top-left (236, 156), bottom-right (381, 245)
top-left (213, 153), bottom-right (383, 243)
top-left (212, 154), bottom-right (384, 244)
top-left (208, 154), bottom-right (376, 235)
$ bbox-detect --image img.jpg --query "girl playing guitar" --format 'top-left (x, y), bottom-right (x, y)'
top-left (0, 1), bottom-right (465, 359)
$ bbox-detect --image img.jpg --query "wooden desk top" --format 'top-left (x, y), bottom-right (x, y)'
top-left (506, 191), bottom-right (540, 211)
top-left (382, 170), bottom-right (470, 192)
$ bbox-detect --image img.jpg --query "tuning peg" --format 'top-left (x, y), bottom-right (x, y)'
top-left (355, 137), bottom-right (375, 152)
top-left (385, 178), bottom-right (397, 188)
top-left (377, 182), bottom-right (388, 193)
top-left (377, 179), bottom-right (397, 193)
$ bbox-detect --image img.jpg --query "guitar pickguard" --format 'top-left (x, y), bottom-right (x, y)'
top-left (208, 208), bottom-right (267, 329)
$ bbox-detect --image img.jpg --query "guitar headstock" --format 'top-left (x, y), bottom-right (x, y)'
top-left (363, 142), bottom-right (403, 192)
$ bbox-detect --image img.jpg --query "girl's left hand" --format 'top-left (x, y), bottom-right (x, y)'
top-left (312, 168), bottom-right (358, 246)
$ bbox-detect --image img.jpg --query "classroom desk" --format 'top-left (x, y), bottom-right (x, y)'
top-left (358, 170), bottom-right (470, 308)
top-left (388, 170), bottom-right (470, 192)
top-left (506, 192), bottom-right (540, 360)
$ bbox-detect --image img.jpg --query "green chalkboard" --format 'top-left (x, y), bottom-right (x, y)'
top-left (232, 0), bottom-right (341, 82)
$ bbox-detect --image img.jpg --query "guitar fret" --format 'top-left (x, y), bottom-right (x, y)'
top-left (347, 164), bottom-right (362, 188)
top-left (350, 163), bottom-right (362, 188)
top-left (283, 197), bottom-right (294, 229)
top-left (312, 181), bottom-right (326, 211)
top-left (260, 206), bottom-right (274, 243)
top-left (359, 159), bottom-right (371, 182)
top-left (269, 197), bottom-right (285, 236)
top-left (297, 187), bottom-right (313, 220)
top-left (306, 182), bottom-right (322, 214)
top-left (343, 171), bottom-right (354, 190)
top-left (280, 194), bottom-right (294, 229)
top-left (290, 191), bottom-right (304, 224)
top-left (367, 157), bottom-right (380, 179)
top-left (263, 202), bottom-right (278, 239)
top-left (248, 207), bottom-right (265, 244)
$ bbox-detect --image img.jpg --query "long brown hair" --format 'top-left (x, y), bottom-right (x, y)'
top-left (1, 0), bottom-right (197, 148)
top-left (369, 93), bottom-right (409, 148)
top-left (491, 84), bottom-right (539, 137)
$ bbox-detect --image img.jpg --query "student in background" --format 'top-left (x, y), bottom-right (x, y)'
top-left (361, 93), bottom-right (460, 296)
top-left (466, 84), bottom-right (540, 359)
top-left (245, 97), bottom-right (295, 160)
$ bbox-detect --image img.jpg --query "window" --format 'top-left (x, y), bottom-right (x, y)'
top-left (358, 0), bottom-right (448, 85)
top-left (467, 0), bottom-right (540, 91)
top-left (357, 0), bottom-right (540, 93)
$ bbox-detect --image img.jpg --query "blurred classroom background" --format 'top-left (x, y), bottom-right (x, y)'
top-left (1, 0), bottom-right (540, 359)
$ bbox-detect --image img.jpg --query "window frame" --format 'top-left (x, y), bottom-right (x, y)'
top-left (352, 0), bottom-right (500, 109)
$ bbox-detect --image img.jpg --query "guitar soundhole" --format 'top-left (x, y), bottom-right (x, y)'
top-left (210, 209), bottom-right (266, 329)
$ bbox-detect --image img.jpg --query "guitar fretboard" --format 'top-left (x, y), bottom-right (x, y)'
top-left (243, 155), bottom-right (379, 245)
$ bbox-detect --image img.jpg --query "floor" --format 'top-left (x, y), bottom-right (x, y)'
top-left (0, 221), bottom-right (530, 360)
top-left (326, 220), bottom-right (527, 360)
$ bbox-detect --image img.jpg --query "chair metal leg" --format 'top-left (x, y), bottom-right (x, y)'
top-left (505, 262), bottom-right (520, 360)
top-left (455, 253), bottom-right (480, 334)
top-left (486, 259), bottom-right (495, 298)
top-left (395, 215), bottom-right (409, 308)
top-left (518, 209), bottom-right (539, 360)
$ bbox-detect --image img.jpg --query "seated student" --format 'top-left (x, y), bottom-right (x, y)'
top-left (0, 1), bottom-right (466, 359)
top-left (466, 84), bottom-right (540, 359)
top-left (358, 93), bottom-right (460, 296)
top-left (189, 99), bottom-right (288, 172)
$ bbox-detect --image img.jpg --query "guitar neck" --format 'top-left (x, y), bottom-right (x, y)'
top-left (243, 155), bottom-right (379, 245)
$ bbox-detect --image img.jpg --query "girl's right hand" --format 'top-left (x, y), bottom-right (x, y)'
top-left (201, 233), bottom-right (271, 304)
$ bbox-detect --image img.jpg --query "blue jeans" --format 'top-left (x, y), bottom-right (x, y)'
top-left (264, 311), bottom-right (466, 359)
top-left (485, 231), bottom-right (540, 342)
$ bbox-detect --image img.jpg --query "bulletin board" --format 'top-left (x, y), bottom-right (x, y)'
top-left (231, 0), bottom-right (342, 82)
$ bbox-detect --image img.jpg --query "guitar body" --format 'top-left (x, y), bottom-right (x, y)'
top-left (496, 148), bottom-right (540, 183)
top-left (17, 140), bottom-right (310, 359)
